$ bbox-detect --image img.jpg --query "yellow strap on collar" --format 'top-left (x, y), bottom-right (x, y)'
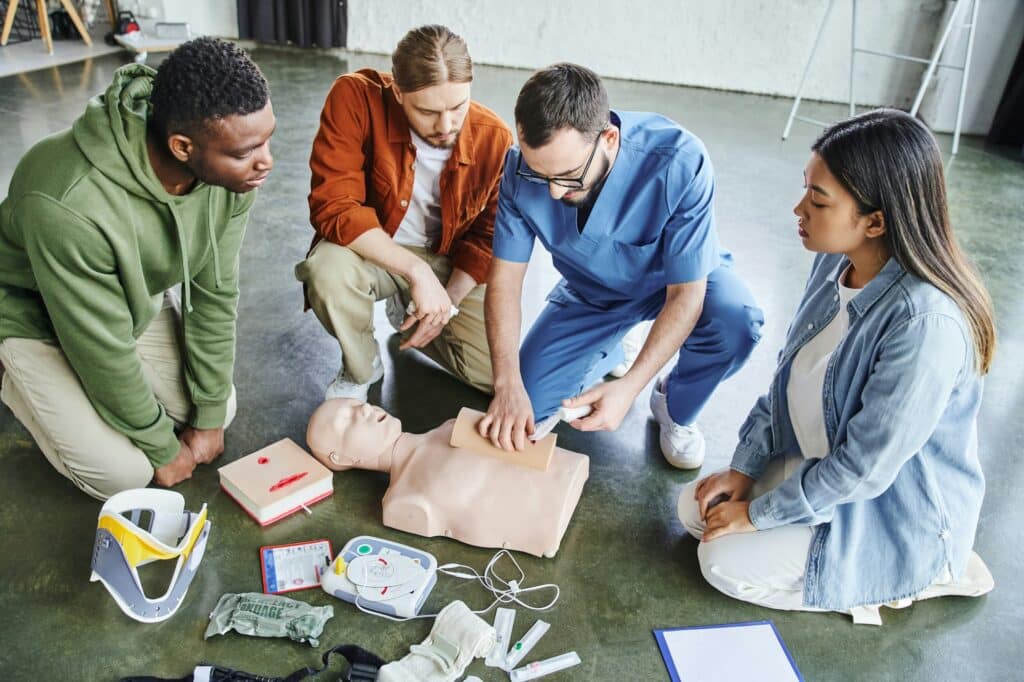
top-left (97, 505), bottom-right (208, 568)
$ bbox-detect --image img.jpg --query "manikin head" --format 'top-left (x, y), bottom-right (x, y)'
top-left (149, 37), bottom-right (275, 193)
top-left (391, 25), bottom-right (473, 149)
top-left (306, 399), bottom-right (403, 472)
top-left (514, 63), bottom-right (618, 206)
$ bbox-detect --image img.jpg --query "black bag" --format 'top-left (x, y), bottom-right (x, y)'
top-left (48, 10), bottom-right (76, 40)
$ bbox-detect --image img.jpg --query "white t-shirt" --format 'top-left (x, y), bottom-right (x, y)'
top-left (392, 130), bottom-right (452, 248)
top-left (787, 268), bottom-right (862, 461)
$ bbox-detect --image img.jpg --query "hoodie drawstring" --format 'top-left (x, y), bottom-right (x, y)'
top-left (168, 203), bottom-right (193, 313)
top-left (167, 194), bottom-right (225, 314)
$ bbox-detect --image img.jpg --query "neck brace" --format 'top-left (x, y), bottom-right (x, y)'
top-left (90, 489), bottom-right (210, 623)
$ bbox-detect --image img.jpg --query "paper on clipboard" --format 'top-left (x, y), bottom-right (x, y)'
top-left (654, 620), bottom-right (803, 682)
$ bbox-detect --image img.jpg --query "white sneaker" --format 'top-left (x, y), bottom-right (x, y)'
top-left (650, 377), bottom-right (705, 469)
top-left (609, 321), bottom-right (653, 378)
top-left (325, 353), bottom-right (384, 403)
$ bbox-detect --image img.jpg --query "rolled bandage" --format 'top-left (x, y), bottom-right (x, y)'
top-left (204, 592), bottom-right (334, 646)
top-left (406, 300), bottom-right (460, 319)
top-left (378, 600), bottom-right (495, 681)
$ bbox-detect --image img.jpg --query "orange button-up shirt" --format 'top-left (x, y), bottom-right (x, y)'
top-left (308, 69), bottom-right (512, 283)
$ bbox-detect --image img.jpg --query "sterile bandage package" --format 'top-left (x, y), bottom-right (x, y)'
top-left (204, 592), bottom-right (334, 646)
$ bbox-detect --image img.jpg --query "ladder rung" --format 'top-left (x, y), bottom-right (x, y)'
top-left (852, 47), bottom-right (965, 70)
top-left (795, 115), bottom-right (832, 127)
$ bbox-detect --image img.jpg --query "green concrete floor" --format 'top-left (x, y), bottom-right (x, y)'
top-left (0, 48), bottom-right (1021, 681)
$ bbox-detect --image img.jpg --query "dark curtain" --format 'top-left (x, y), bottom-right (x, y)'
top-left (987, 34), bottom-right (1024, 156)
top-left (237, 0), bottom-right (347, 49)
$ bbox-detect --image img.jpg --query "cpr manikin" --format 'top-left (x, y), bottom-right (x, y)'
top-left (307, 399), bottom-right (589, 558)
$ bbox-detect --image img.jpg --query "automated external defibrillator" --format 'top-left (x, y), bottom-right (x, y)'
top-left (320, 535), bottom-right (438, 619)
top-left (320, 535), bottom-right (560, 621)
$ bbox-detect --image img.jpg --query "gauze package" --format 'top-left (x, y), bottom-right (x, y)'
top-left (204, 592), bottom-right (334, 646)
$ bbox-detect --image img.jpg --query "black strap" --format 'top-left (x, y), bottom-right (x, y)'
top-left (121, 643), bottom-right (386, 682)
top-left (282, 644), bottom-right (386, 681)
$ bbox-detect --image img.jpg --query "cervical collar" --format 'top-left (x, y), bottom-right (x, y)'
top-left (90, 489), bottom-right (210, 623)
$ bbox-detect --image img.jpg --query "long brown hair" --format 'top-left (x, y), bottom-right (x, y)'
top-left (813, 109), bottom-right (996, 374)
top-left (391, 25), bottom-right (472, 92)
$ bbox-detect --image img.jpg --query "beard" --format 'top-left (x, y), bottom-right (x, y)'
top-left (413, 126), bottom-right (462, 150)
top-left (421, 128), bottom-right (460, 149)
top-left (559, 189), bottom-right (592, 207)
top-left (558, 153), bottom-right (611, 207)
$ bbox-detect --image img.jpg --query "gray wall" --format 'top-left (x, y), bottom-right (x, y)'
top-left (169, 0), bottom-right (1023, 135)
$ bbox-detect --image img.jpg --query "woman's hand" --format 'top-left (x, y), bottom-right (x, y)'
top-left (703, 501), bottom-right (756, 541)
top-left (694, 469), bottom-right (755, 521)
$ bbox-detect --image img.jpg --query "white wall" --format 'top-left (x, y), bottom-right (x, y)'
top-left (919, 0), bottom-right (1024, 135)
top-left (140, 0), bottom-right (239, 38)
top-left (156, 0), bottom-right (1021, 135)
top-left (348, 0), bottom-right (1022, 134)
top-left (348, 0), bottom-right (942, 108)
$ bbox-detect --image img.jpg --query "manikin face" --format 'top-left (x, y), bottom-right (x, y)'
top-left (307, 399), bottom-right (403, 471)
top-left (793, 152), bottom-right (884, 254)
top-left (394, 80), bottom-right (472, 149)
top-left (175, 102), bottom-right (276, 194)
top-left (518, 126), bottom-right (616, 206)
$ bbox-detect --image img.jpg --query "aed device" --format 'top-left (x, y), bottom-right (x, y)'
top-left (320, 535), bottom-right (437, 618)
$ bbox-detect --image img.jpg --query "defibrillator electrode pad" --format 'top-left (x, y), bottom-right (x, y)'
top-left (90, 488), bottom-right (210, 623)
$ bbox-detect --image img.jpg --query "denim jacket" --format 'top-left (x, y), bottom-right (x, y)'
top-left (732, 253), bottom-right (985, 610)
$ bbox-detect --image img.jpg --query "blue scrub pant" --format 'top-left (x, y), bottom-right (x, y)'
top-left (520, 265), bottom-right (764, 424)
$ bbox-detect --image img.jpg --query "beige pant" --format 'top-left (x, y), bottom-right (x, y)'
top-left (0, 292), bottom-right (236, 500)
top-left (295, 240), bottom-right (493, 393)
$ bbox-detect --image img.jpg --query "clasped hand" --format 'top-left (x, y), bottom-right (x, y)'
top-left (694, 469), bottom-right (757, 541)
top-left (400, 271), bottom-right (454, 350)
top-left (152, 426), bottom-right (225, 488)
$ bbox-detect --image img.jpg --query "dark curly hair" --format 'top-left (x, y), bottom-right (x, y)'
top-left (149, 36), bottom-right (270, 139)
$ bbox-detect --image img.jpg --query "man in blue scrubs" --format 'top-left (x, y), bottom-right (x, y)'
top-left (478, 63), bottom-right (763, 469)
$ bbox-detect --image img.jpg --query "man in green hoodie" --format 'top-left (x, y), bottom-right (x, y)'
top-left (0, 37), bottom-right (275, 499)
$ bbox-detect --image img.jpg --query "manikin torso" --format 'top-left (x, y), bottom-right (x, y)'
top-left (383, 421), bottom-right (589, 558)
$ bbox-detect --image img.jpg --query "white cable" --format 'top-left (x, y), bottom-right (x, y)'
top-left (348, 549), bottom-right (560, 622)
top-left (437, 549), bottom-right (560, 616)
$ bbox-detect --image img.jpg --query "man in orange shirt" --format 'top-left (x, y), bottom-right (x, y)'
top-left (296, 25), bottom-right (512, 400)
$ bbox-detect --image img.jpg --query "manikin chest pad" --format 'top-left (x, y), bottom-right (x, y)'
top-left (90, 488), bottom-right (210, 623)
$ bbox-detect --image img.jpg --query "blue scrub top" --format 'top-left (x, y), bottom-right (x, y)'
top-left (494, 111), bottom-right (730, 307)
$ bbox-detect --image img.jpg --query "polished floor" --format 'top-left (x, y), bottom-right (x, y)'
top-left (0, 48), bottom-right (1021, 681)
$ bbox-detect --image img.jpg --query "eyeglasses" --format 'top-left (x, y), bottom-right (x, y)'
top-left (515, 132), bottom-right (603, 189)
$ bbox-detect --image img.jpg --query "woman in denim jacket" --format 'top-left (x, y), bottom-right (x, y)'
top-left (678, 110), bottom-right (996, 625)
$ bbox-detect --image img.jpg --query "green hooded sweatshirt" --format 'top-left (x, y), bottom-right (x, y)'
top-left (0, 64), bottom-right (255, 467)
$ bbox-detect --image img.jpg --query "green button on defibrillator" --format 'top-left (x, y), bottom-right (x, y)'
top-left (357, 544), bottom-right (372, 555)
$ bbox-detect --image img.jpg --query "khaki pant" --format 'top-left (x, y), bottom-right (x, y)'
top-left (0, 292), bottom-right (236, 500)
top-left (295, 240), bottom-right (493, 393)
